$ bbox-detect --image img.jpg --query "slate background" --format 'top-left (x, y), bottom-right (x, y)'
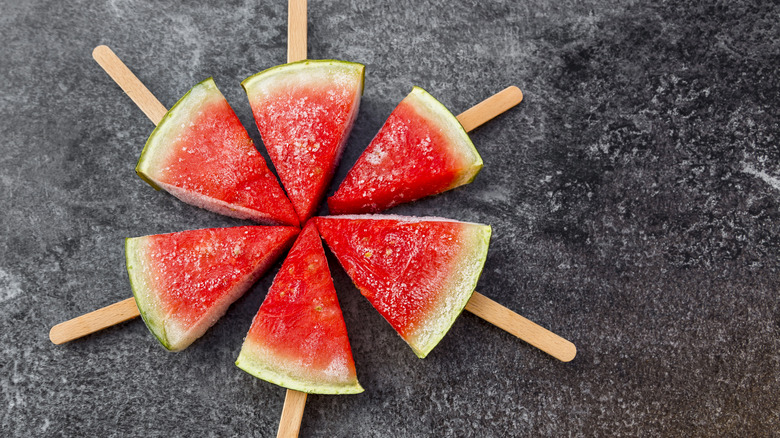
top-left (1, 0), bottom-right (778, 436)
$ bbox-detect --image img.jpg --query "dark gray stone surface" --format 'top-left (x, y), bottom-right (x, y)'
top-left (1, 0), bottom-right (778, 436)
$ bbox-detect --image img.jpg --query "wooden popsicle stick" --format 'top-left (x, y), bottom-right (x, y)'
top-left (274, 8), bottom-right (310, 438)
top-left (465, 292), bottom-right (576, 362)
top-left (457, 86), bottom-right (523, 133)
top-left (277, 389), bottom-right (308, 438)
top-left (92, 45), bottom-right (168, 125)
top-left (49, 297), bottom-right (140, 344)
top-left (287, 0), bottom-right (307, 63)
top-left (48, 46), bottom-right (163, 346)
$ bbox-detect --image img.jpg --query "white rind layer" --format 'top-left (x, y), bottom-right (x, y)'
top-left (406, 223), bottom-right (491, 358)
top-left (236, 341), bottom-right (364, 395)
top-left (316, 213), bottom-right (484, 226)
top-left (154, 179), bottom-right (281, 225)
top-left (242, 60), bottom-right (365, 98)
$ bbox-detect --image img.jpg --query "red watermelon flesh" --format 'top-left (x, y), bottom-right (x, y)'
top-left (236, 223), bottom-right (362, 394)
top-left (136, 78), bottom-right (299, 227)
top-left (328, 87), bottom-right (482, 215)
top-left (243, 60), bottom-right (365, 223)
top-left (315, 215), bottom-right (491, 358)
top-left (125, 226), bottom-right (298, 351)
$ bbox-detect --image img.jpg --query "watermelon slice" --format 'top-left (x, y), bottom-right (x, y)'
top-left (242, 60), bottom-right (365, 223)
top-left (136, 78), bottom-right (299, 227)
top-left (328, 87), bottom-right (483, 215)
top-left (236, 223), bottom-right (363, 394)
top-left (125, 226), bottom-right (298, 351)
top-left (315, 215), bottom-right (491, 358)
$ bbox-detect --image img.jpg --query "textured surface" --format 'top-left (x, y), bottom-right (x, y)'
top-left (1, 0), bottom-right (778, 436)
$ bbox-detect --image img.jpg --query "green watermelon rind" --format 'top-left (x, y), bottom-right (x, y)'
top-left (241, 59), bottom-right (366, 96)
top-left (406, 86), bottom-right (484, 189)
top-left (235, 344), bottom-right (365, 395)
top-left (125, 237), bottom-right (175, 350)
top-left (407, 223), bottom-right (492, 358)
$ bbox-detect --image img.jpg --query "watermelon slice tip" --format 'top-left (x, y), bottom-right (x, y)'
top-left (315, 214), bottom-right (491, 359)
top-left (327, 86), bottom-right (483, 215)
top-left (243, 60), bottom-right (365, 223)
top-left (236, 223), bottom-right (363, 394)
top-left (126, 226), bottom-right (298, 351)
top-left (136, 77), bottom-right (300, 227)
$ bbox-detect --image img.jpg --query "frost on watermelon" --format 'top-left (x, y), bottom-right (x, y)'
top-left (328, 87), bottom-right (482, 215)
top-left (125, 226), bottom-right (298, 351)
top-left (242, 60), bottom-right (365, 224)
top-left (136, 77), bottom-right (299, 227)
top-left (236, 223), bottom-right (363, 394)
top-left (315, 215), bottom-right (491, 358)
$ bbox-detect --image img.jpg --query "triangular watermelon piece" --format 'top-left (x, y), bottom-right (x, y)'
top-left (136, 78), bottom-right (300, 227)
top-left (125, 226), bottom-right (299, 351)
top-left (328, 87), bottom-right (483, 215)
top-left (236, 223), bottom-right (363, 394)
top-left (242, 60), bottom-right (365, 224)
top-left (315, 215), bottom-right (491, 358)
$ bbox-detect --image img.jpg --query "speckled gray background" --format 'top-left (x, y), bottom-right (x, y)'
top-left (1, 0), bottom-right (778, 436)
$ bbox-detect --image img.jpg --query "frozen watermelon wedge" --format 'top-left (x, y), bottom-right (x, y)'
top-left (328, 87), bottom-right (483, 215)
top-left (137, 78), bottom-right (299, 227)
top-left (242, 60), bottom-right (365, 223)
top-left (315, 215), bottom-right (491, 358)
top-left (236, 223), bottom-right (363, 394)
top-left (125, 226), bottom-right (298, 351)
